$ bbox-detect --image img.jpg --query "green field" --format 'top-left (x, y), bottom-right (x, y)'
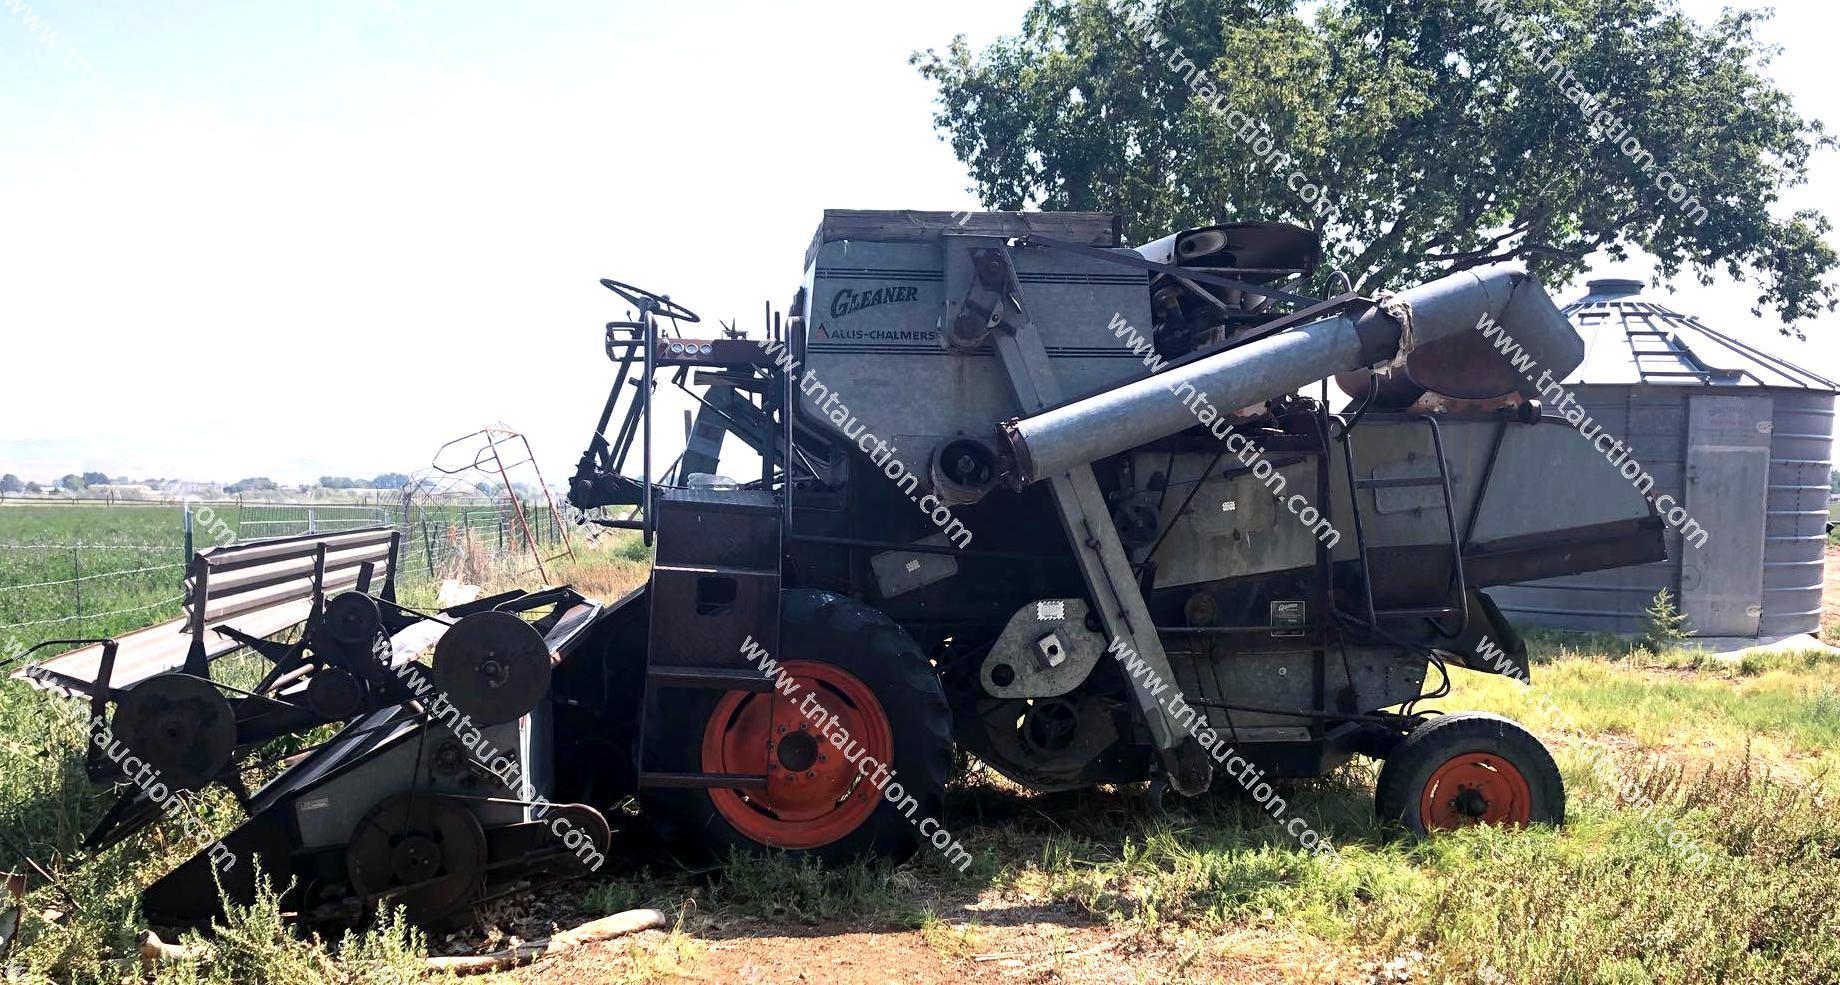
top-left (1, 516), bottom-right (1836, 983)
top-left (1, 620), bottom-right (1834, 984)
top-left (0, 501), bottom-right (569, 666)
top-left (0, 505), bottom-right (192, 666)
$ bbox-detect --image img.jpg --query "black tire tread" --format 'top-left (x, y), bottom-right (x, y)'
top-left (641, 590), bottom-right (953, 864)
top-left (1374, 711), bottom-right (1564, 836)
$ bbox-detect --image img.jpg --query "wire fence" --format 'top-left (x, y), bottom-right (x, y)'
top-left (218, 501), bottom-right (570, 582)
top-left (0, 499), bottom-right (574, 662)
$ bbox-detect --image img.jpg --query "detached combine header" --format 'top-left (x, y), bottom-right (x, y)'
top-left (14, 528), bottom-right (605, 925)
top-left (17, 210), bottom-right (1664, 930)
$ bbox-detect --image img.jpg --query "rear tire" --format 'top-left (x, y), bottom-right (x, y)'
top-left (641, 590), bottom-right (953, 864)
top-left (1375, 712), bottom-right (1563, 836)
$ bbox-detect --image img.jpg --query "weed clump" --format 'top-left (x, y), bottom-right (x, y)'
top-left (1641, 587), bottom-right (1695, 652)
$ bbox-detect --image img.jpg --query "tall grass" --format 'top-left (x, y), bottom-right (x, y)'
top-left (991, 752), bottom-right (1840, 983)
top-left (2, 533), bottom-right (1835, 982)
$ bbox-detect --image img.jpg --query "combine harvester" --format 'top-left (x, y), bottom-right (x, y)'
top-left (15, 210), bottom-right (1664, 930)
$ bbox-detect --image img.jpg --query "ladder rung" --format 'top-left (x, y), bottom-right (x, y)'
top-left (1356, 476), bottom-right (1443, 490)
top-left (652, 562), bottom-right (779, 576)
top-left (648, 667), bottom-right (773, 692)
top-left (1373, 606), bottom-right (1461, 619)
top-left (639, 771), bottom-right (768, 790)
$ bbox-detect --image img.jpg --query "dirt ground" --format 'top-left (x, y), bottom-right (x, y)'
top-left (445, 790), bottom-right (1371, 985)
top-left (398, 543), bottom-right (1840, 985)
top-left (501, 905), bottom-right (1357, 985)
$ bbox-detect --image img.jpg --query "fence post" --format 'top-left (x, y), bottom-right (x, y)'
top-left (182, 501), bottom-right (194, 561)
top-left (72, 541), bottom-right (82, 629)
top-left (421, 519), bottom-right (435, 578)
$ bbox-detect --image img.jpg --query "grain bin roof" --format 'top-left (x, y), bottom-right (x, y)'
top-left (1563, 278), bottom-right (1837, 392)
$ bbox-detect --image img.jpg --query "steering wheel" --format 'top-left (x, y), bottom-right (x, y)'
top-left (599, 278), bottom-right (700, 323)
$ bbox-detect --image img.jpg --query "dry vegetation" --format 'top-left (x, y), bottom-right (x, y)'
top-left (2, 538), bottom-right (1837, 983)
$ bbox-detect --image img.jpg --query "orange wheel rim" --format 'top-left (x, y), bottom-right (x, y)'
top-left (1419, 752), bottom-right (1533, 830)
top-left (701, 660), bottom-right (894, 849)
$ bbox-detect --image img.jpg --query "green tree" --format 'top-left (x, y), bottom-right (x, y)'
top-left (23, 481), bottom-right (41, 494)
top-left (0, 474), bottom-right (21, 494)
top-left (372, 472), bottom-right (410, 490)
top-left (58, 474), bottom-right (85, 491)
top-left (80, 471), bottom-right (109, 487)
top-left (225, 477), bottom-right (279, 494)
top-left (915, 0), bottom-right (1835, 331)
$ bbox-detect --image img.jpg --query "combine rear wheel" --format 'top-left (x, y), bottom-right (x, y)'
top-left (1375, 712), bottom-right (1563, 836)
top-left (643, 591), bottom-right (952, 863)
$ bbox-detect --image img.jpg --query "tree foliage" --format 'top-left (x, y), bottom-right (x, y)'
top-left (225, 476), bottom-right (279, 494)
top-left (0, 474), bottom-right (21, 494)
top-left (914, 0), bottom-right (1835, 331)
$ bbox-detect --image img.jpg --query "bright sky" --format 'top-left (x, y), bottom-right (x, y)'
top-left (2, 0), bottom-right (1835, 486)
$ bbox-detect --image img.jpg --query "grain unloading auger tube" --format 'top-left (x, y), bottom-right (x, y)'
top-left (8, 209), bottom-right (1672, 939)
top-left (1000, 264), bottom-right (1584, 485)
top-left (916, 233), bottom-right (1593, 795)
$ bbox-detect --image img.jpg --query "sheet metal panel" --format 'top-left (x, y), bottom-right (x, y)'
top-left (1681, 394), bottom-right (1772, 636)
top-left (1490, 385), bottom-right (1686, 632)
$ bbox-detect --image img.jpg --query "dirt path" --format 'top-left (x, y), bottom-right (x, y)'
top-left (502, 913), bottom-right (1354, 985)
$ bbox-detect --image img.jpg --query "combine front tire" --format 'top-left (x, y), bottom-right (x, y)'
top-left (1375, 712), bottom-right (1563, 836)
top-left (642, 591), bottom-right (953, 864)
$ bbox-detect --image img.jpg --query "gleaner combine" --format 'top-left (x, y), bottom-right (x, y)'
top-left (16, 210), bottom-right (1665, 930)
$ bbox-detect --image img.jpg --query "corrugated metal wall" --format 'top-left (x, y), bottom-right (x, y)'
top-left (1761, 389), bottom-right (1835, 635)
top-left (1492, 386), bottom-right (1835, 637)
top-left (1491, 385), bottom-right (1682, 633)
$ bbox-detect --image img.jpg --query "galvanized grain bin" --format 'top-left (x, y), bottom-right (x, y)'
top-left (1491, 279), bottom-right (1837, 638)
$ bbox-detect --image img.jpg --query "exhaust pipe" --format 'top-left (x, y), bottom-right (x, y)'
top-left (1001, 265), bottom-right (1581, 485)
